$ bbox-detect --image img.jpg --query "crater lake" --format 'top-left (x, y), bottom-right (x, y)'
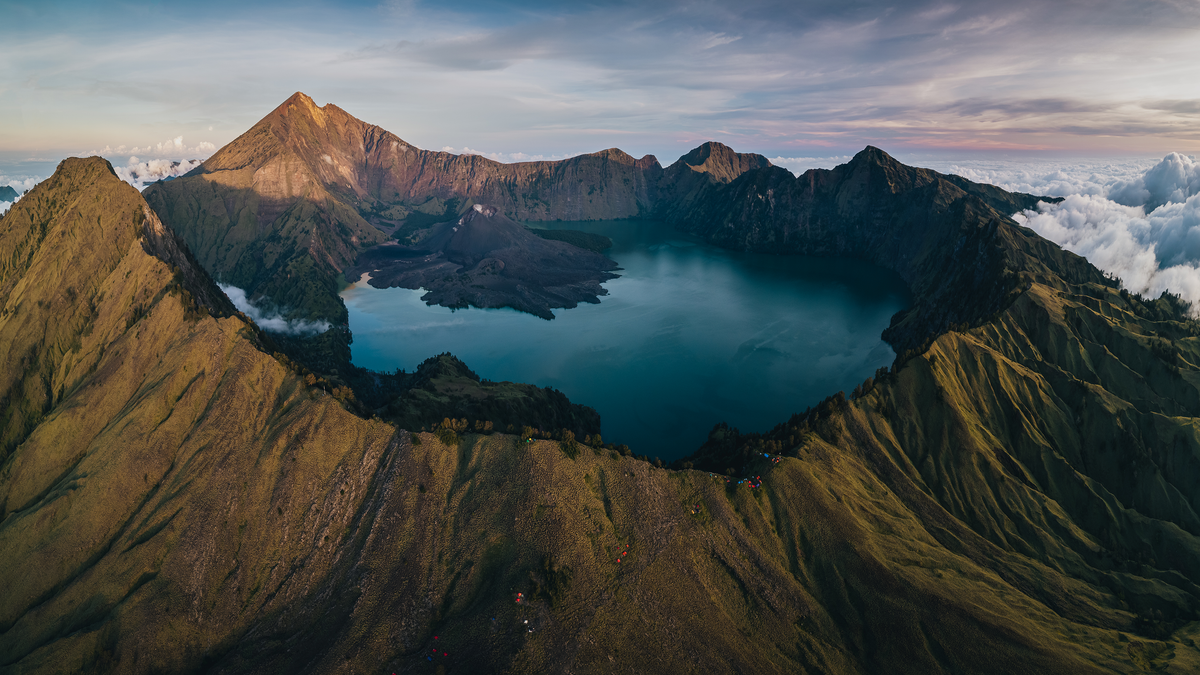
top-left (341, 220), bottom-right (910, 460)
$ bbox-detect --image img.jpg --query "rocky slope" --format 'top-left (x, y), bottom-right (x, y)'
top-left (652, 140), bottom-right (772, 220)
top-left (8, 158), bottom-right (1199, 673)
top-left (382, 353), bottom-right (603, 435)
top-left (351, 203), bottom-right (619, 319)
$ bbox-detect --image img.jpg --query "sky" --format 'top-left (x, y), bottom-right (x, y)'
top-left (5, 0), bottom-right (1200, 315)
top-left (2, 0), bottom-right (1200, 173)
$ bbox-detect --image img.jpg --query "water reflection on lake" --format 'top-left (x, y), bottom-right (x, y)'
top-left (341, 220), bottom-right (909, 460)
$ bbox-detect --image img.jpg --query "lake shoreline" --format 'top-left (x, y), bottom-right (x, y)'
top-left (342, 220), bottom-right (910, 459)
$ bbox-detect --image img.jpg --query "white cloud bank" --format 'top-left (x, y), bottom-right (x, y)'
top-left (113, 157), bottom-right (204, 190)
top-left (930, 158), bottom-right (1161, 198)
top-left (999, 153), bottom-right (1200, 311)
top-left (218, 284), bottom-right (331, 335)
top-left (81, 136), bottom-right (215, 190)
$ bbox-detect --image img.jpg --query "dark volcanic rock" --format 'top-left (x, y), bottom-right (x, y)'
top-left (351, 204), bottom-right (619, 319)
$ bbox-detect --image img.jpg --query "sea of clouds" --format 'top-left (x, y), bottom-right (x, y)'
top-left (114, 157), bottom-right (204, 190)
top-left (930, 154), bottom-right (1200, 312)
top-left (776, 153), bottom-right (1200, 314)
top-left (1, 136), bottom-right (213, 214)
top-left (218, 284), bottom-right (332, 335)
top-left (0, 155), bottom-right (201, 215)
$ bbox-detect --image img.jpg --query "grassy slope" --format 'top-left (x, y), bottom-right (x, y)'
top-left (3, 159), bottom-right (1185, 673)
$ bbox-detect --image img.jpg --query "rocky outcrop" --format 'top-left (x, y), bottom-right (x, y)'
top-left (652, 140), bottom-right (773, 220)
top-left (350, 203), bottom-right (619, 318)
top-left (145, 93), bottom-right (766, 326)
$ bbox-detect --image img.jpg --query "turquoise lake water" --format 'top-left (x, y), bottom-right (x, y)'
top-left (340, 220), bottom-right (909, 460)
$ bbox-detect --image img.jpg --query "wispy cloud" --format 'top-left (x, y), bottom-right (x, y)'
top-left (439, 145), bottom-right (583, 163)
top-left (83, 136), bottom-right (216, 160)
top-left (219, 284), bottom-right (332, 335)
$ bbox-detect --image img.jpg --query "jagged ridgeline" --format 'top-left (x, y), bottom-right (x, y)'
top-left (6, 136), bottom-right (1200, 672)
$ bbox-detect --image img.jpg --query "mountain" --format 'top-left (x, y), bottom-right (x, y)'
top-left (679, 146), bottom-right (1200, 666)
top-left (3, 156), bottom-right (1155, 674)
top-left (0, 186), bottom-right (18, 202)
top-left (351, 203), bottom-right (619, 319)
top-left (0, 158), bottom-right (235, 463)
top-left (10, 140), bottom-right (1200, 671)
top-left (143, 92), bottom-right (768, 384)
top-left (141, 94), bottom-right (392, 327)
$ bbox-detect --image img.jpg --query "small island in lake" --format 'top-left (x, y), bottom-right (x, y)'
top-left (349, 203), bottom-right (620, 319)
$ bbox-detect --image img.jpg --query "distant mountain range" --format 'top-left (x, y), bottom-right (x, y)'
top-left (0, 186), bottom-right (18, 202)
top-left (3, 94), bottom-right (1200, 673)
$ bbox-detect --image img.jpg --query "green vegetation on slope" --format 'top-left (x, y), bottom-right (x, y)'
top-left (10, 146), bottom-right (1200, 674)
top-left (382, 353), bottom-right (601, 437)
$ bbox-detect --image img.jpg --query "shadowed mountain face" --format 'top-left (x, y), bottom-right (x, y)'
top-left (0, 186), bottom-right (18, 202)
top-left (653, 140), bottom-right (773, 220)
top-left (351, 203), bottom-right (619, 319)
